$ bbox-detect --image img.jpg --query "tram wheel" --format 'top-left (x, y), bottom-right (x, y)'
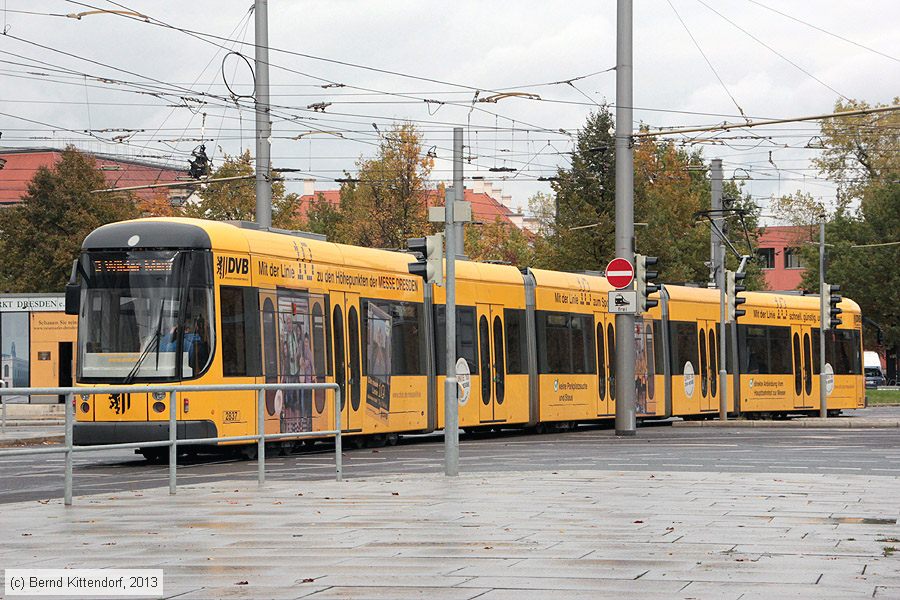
top-left (239, 444), bottom-right (259, 461)
top-left (139, 447), bottom-right (168, 464)
top-left (386, 433), bottom-right (399, 446)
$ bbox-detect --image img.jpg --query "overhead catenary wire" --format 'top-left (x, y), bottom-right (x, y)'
top-left (695, 0), bottom-right (850, 102)
top-left (666, 0), bottom-right (748, 121)
top-left (745, 0), bottom-right (900, 64)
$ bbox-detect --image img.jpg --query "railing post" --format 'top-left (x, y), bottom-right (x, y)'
top-left (1, 393), bottom-right (6, 433)
top-left (257, 387), bottom-right (265, 486)
top-left (334, 386), bottom-right (342, 482)
top-left (64, 392), bottom-right (73, 506)
top-left (168, 390), bottom-right (177, 495)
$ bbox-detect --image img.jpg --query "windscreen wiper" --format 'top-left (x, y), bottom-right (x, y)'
top-left (124, 301), bottom-right (165, 384)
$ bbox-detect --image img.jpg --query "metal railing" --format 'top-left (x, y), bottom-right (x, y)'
top-left (0, 383), bottom-right (342, 506)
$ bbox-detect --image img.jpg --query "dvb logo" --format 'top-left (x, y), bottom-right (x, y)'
top-left (217, 256), bottom-right (249, 278)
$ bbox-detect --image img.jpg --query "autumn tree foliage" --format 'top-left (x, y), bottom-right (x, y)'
top-left (0, 147), bottom-right (139, 292)
top-left (465, 218), bottom-right (534, 267)
top-left (331, 123), bottom-right (433, 248)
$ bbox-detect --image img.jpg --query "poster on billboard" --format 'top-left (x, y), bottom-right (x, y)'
top-left (366, 302), bottom-right (391, 421)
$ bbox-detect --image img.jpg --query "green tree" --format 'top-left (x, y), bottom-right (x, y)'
top-left (544, 108), bottom-right (761, 287)
top-left (796, 98), bottom-right (900, 348)
top-left (0, 147), bottom-right (139, 292)
top-left (543, 108), bottom-right (617, 271)
top-left (304, 192), bottom-right (342, 239)
top-left (335, 123), bottom-right (433, 248)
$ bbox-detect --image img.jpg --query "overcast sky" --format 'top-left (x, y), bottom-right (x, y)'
top-left (1, 1), bottom-right (898, 217)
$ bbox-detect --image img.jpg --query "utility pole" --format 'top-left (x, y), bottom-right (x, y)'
top-left (254, 0), bottom-right (272, 228)
top-left (819, 217), bottom-right (827, 418)
top-left (444, 128), bottom-right (463, 476)
top-left (709, 158), bottom-right (723, 288)
top-left (614, 0), bottom-right (636, 436)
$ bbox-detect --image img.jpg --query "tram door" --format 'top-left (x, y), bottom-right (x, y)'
top-left (594, 313), bottom-right (615, 416)
top-left (697, 320), bottom-right (720, 412)
top-left (791, 325), bottom-right (818, 409)
top-left (476, 304), bottom-right (507, 424)
top-left (331, 292), bottom-right (363, 432)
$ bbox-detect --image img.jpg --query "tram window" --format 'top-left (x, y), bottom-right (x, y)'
top-left (493, 315), bottom-right (505, 404)
top-left (570, 315), bottom-right (596, 374)
top-left (646, 324), bottom-right (656, 399)
top-left (607, 323), bottom-right (616, 401)
top-left (597, 323), bottom-right (606, 401)
top-left (653, 320), bottom-right (666, 375)
top-left (333, 307), bottom-right (346, 410)
top-left (767, 326), bottom-right (792, 374)
top-left (536, 311), bottom-right (595, 374)
top-left (311, 301), bottom-right (327, 413)
top-left (220, 286), bottom-right (261, 377)
top-left (699, 329), bottom-right (708, 397)
top-left (390, 302), bottom-right (424, 375)
top-left (812, 334), bottom-right (821, 375)
top-left (433, 305), bottom-right (478, 375)
top-left (708, 329), bottom-right (717, 397)
top-left (792, 333), bottom-right (802, 396)
top-left (669, 321), bottom-right (698, 374)
top-left (738, 325), bottom-right (792, 375)
top-left (830, 329), bottom-right (862, 374)
top-left (803, 333), bottom-right (813, 395)
top-left (311, 300), bottom-right (328, 376)
top-left (504, 309), bottom-right (528, 375)
top-left (479, 315), bottom-right (491, 405)
top-left (537, 312), bottom-right (571, 373)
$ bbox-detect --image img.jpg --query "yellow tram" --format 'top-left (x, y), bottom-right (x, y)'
top-left (67, 218), bottom-right (864, 455)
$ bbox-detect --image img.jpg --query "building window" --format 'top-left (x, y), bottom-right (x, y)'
top-left (784, 247), bottom-right (804, 269)
top-left (756, 248), bottom-right (775, 269)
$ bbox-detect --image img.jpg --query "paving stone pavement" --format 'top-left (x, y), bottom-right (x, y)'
top-left (2, 469), bottom-right (900, 599)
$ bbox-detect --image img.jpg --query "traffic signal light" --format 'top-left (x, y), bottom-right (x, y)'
top-left (823, 283), bottom-right (842, 330)
top-left (634, 254), bottom-right (660, 312)
top-left (406, 234), bottom-right (443, 285)
top-left (726, 269), bottom-right (746, 322)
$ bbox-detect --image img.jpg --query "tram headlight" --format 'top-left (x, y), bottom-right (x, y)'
top-left (79, 393), bottom-right (90, 401)
top-left (152, 391), bottom-right (166, 401)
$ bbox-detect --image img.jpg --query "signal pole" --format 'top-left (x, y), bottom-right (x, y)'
top-left (718, 241), bottom-right (728, 421)
top-left (710, 158), bottom-right (723, 287)
top-left (819, 217), bottom-right (827, 418)
top-left (444, 128), bottom-right (463, 476)
top-left (254, 0), bottom-right (273, 228)
top-left (614, 0), bottom-right (636, 436)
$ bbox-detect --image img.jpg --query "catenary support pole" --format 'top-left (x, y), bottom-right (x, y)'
top-left (820, 218), bottom-right (828, 418)
top-left (719, 242), bottom-right (728, 421)
top-left (254, 0), bottom-right (272, 227)
top-left (444, 128), bottom-right (462, 476)
top-left (710, 159), bottom-right (723, 288)
top-left (615, 0), bottom-right (636, 436)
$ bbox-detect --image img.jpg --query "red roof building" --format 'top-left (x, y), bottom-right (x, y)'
top-left (295, 179), bottom-right (519, 226)
top-left (755, 225), bottom-right (816, 291)
top-left (0, 148), bottom-right (189, 205)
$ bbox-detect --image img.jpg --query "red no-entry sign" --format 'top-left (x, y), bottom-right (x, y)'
top-left (605, 257), bottom-right (634, 289)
